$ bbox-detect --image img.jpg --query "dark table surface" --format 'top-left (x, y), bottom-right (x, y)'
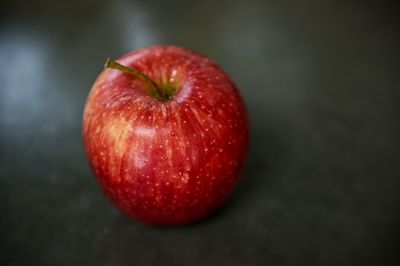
top-left (1, 0), bottom-right (399, 265)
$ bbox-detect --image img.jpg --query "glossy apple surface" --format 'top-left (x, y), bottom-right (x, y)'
top-left (83, 46), bottom-right (249, 225)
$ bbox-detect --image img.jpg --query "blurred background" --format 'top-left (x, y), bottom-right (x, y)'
top-left (1, 0), bottom-right (399, 265)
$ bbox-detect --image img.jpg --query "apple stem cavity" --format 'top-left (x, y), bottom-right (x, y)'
top-left (104, 58), bottom-right (172, 101)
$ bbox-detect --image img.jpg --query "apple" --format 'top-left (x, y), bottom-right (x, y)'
top-left (83, 46), bottom-right (249, 226)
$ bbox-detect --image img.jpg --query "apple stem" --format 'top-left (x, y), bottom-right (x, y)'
top-left (104, 58), bottom-right (166, 99)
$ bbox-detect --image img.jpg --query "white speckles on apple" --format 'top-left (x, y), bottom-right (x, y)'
top-left (180, 172), bottom-right (189, 183)
top-left (169, 69), bottom-right (178, 83)
top-left (165, 140), bottom-right (173, 168)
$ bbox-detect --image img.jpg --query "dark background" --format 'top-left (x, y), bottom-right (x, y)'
top-left (1, 0), bottom-right (399, 265)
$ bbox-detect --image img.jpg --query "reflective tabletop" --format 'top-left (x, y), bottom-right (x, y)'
top-left (1, 1), bottom-right (399, 265)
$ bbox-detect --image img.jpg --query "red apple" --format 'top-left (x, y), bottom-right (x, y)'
top-left (83, 46), bottom-right (249, 226)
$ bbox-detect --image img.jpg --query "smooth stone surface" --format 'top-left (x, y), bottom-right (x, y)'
top-left (1, 0), bottom-right (399, 265)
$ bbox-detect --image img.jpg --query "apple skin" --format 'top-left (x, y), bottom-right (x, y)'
top-left (83, 46), bottom-right (249, 226)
